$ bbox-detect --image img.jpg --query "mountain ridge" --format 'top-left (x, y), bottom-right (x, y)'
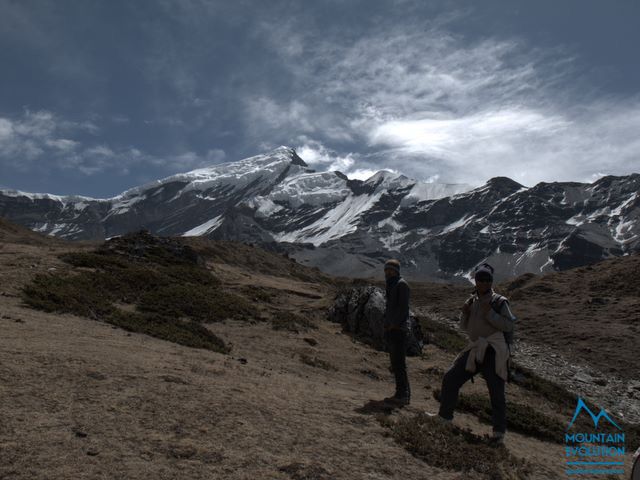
top-left (1, 146), bottom-right (638, 282)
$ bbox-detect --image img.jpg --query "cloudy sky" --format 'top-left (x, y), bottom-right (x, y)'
top-left (1, 0), bottom-right (639, 197)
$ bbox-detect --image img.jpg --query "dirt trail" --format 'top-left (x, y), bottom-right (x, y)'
top-left (0, 241), bottom-right (636, 479)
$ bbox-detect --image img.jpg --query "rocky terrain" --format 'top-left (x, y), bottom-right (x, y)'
top-left (1, 219), bottom-right (638, 479)
top-left (1, 147), bottom-right (638, 283)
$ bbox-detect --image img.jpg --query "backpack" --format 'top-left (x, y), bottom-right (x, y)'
top-left (490, 293), bottom-right (514, 348)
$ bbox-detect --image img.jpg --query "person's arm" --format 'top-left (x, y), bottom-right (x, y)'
top-left (487, 301), bottom-right (516, 332)
top-left (459, 297), bottom-right (472, 331)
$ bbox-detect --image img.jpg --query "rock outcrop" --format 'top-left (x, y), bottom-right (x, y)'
top-left (328, 286), bottom-right (425, 356)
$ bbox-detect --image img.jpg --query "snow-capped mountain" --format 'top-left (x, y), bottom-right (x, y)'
top-left (1, 146), bottom-right (638, 282)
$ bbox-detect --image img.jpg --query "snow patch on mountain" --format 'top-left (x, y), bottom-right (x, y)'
top-left (171, 149), bottom-right (309, 200)
top-left (379, 231), bottom-right (411, 252)
top-left (377, 217), bottom-right (403, 231)
top-left (273, 192), bottom-right (383, 245)
top-left (182, 215), bottom-right (224, 237)
top-left (400, 182), bottom-right (472, 206)
top-left (0, 189), bottom-right (96, 204)
top-left (364, 170), bottom-right (412, 190)
top-left (267, 171), bottom-right (350, 208)
top-left (441, 214), bottom-right (476, 234)
top-left (247, 197), bottom-right (285, 219)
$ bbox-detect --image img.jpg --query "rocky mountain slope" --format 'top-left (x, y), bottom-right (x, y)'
top-left (1, 146), bottom-right (638, 282)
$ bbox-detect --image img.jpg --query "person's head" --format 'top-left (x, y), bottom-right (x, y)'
top-left (474, 263), bottom-right (494, 294)
top-left (384, 259), bottom-right (401, 279)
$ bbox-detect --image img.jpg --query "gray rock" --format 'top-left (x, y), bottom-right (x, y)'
top-left (328, 286), bottom-right (425, 356)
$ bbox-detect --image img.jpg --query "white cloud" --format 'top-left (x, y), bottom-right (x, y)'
top-left (0, 110), bottom-right (226, 178)
top-left (255, 18), bottom-right (639, 186)
top-left (85, 145), bottom-right (115, 157)
top-left (244, 97), bottom-right (316, 135)
top-left (170, 148), bottom-right (226, 171)
top-left (46, 138), bottom-right (79, 151)
top-left (0, 119), bottom-right (13, 140)
top-left (348, 168), bottom-right (389, 181)
top-left (295, 137), bottom-right (357, 173)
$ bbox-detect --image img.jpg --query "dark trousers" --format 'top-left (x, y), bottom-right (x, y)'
top-left (385, 329), bottom-right (410, 399)
top-left (438, 346), bottom-right (506, 433)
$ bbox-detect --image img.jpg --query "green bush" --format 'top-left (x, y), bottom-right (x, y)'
top-left (419, 315), bottom-right (467, 353)
top-left (138, 285), bottom-right (255, 322)
top-left (20, 235), bottom-right (255, 354)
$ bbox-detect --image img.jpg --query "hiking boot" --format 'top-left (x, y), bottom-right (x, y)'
top-left (487, 431), bottom-right (505, 447)
top-left (383, 396), bottom-right (410, 407)
top-left (424, 412), bottom-right (452, 425)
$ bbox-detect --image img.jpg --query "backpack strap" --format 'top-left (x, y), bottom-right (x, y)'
top-left (490, 293), bottom-right (508, 315)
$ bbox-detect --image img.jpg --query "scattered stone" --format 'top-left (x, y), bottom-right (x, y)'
top-left (86, 371), bottom-right (107, 381)
top-left (303, 337), bottom-right (318, 346)
top-left (160, 375), bottom-right (189, 385)
top-left (201, 451), bottom-right (224, 464)
top-left (574, 372), bottom-right (592, 383)
top-left (279, 462), bottom-right (331, 480)
top-left (167, 444), bottom-right (197, 459)
top-left (587, 296), bottom-right (608, 305)
top-left (86, 449), bottom-right (99, 456)
top-left (360, 369), bottom-right (381, 381)
top-left (237, 358), bottom-right (248, 365)
top-left (74, 430), bottom-right (88, 438)
top-left (14, 319), bottom-right (24, 324)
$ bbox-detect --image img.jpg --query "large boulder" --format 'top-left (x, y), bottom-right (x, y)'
top-left (328, 286), bottom-right (425, 356)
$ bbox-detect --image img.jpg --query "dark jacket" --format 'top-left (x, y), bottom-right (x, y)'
top-left (384, 276), bottom-right (410, 331)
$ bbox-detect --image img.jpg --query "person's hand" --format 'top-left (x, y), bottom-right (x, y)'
top-left (461, 302), bottom-right (471, 315)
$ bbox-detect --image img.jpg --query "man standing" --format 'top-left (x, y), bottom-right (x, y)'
top-left (437, 263), bottom-right (516, 444)
top-left (383, 259), bottom-right (411, 407)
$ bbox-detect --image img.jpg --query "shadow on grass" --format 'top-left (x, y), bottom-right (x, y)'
top-left (355, 400), bottom-right (397, 415)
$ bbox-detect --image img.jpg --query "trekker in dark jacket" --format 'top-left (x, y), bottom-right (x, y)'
top-left (436, 263), bottom-right (516, 445)
top-left (383, 258), bottom-right (411, 406)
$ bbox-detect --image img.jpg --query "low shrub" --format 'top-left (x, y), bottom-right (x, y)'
top-left (433, 389), bottom-right (565, 444)
top-left (419, 315), bottom-right (466, 353)
top-left (20, 232), bottom-right (257, 353)
top-left (383, 413), bottom-right (530, 479)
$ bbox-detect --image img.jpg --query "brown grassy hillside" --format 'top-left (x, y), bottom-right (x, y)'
top-left (1, 218), bottom-right (638, 479)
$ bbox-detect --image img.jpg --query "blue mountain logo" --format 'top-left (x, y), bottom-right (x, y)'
top-left (567, 397), bottom-right (622, 430)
